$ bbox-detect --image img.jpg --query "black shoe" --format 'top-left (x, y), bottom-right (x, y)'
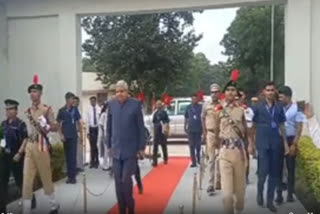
top-left (206, 185), bottom-right (215, 194)
top-left (89, 165), bottom-right (94, 168)
top-left (267, 203), bottom-right (277, 212)
top-left (190, 164), bottom-right (196, 168)
top-left (66, 178), bottom-right (72, 184)
top-left (152, 163), bottom-right (157, 167)
top-left (275, 195), bottom-right (283, 205)
top-left (281, 183), bottom-right (287, 191)
top-left (77, 168), bottom-right (84, 172)
top-left (257, 193), bottom-right (264, 206)
top-left (70, 178), bottom-right (77, 184)
top-left (49, 205), bottom-right (60, 214)
top-left (215, 182), bottom-right (221, 190)
top-left (94, 163), bottom-right (99, 169)
top-left (31, 194), bottom-right (37, 209)
top-left (138, 188), bottom-right (143, 194)
top-left (287, 195), bottom-right (295, 203)
top-left (102, 167), bottom-right (111, 171)
top-left (164, 160), bottom-right (168, 165)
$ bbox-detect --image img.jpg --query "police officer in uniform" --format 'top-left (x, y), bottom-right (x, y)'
top-left (201, 84), bottom-right (222, 195)
top-left (152, 100), bottom-right (170, 167)
top-left (0, 100), bottom-right (34, 212)
top-left (22, 76), bottom-right (59, 214)
top-left (214, 78), bottom-right (252, 214)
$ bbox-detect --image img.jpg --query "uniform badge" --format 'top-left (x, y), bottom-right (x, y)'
top-left (0, 139), bottom-right (6, 148)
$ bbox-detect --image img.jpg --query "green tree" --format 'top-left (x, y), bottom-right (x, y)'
top-left (220, 5), bottom-right (285, 96)
top-left (82, 12), bottom-right (202, 105)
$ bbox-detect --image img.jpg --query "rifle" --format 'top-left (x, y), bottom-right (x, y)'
top-left (25, 108), bottom-right (52, 154)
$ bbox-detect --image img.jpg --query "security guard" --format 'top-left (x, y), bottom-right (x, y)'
top-left (251, 82), bottom-right (287, 212)
top-left (0, 100), bottom-right (30, 212)
top-left (185, 93), bottom-right (203, 167)
top-left (214, 79), bottom-right (251, 214)
top-left (152, 100), bottom-right (170, 167)
top-left (201, 84), bottom-right (222, 195)
top-left (57, 92), bottom-right (82, 184)
top-left (22, 76), bottom-right (59, 214)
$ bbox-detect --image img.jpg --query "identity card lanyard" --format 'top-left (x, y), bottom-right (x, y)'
top-left (265, 104), bottom-right (277, 129)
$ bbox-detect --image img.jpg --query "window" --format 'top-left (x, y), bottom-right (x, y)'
top-left (177, 100), bottom-right (191, 115)
top-left (166, 101), bottom-right (176, 116)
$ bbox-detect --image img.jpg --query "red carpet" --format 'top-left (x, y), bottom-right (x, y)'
top-left (107, 157), bottom-right (189, 214)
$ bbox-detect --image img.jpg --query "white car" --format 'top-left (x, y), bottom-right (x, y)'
top-left (144, 96), bottom-right (210, 142)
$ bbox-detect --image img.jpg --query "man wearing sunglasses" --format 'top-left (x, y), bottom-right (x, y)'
top-left (201, 84), bottom-right (222, 195)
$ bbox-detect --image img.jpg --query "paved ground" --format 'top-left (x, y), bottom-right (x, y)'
top-left (7, 145), bottom-right (307, 214)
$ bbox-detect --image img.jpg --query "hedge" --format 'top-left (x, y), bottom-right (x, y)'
top-left (0, 142), bottom-right (66, 204)
top-left (296, 136), bottom-right (320, 211)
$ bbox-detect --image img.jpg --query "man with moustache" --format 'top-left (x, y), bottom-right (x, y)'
top-left (201, 84), bottom-right (222, 195)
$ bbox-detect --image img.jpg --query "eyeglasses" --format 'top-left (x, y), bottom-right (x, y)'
top-left (211, 91), bottom-right (220, 94)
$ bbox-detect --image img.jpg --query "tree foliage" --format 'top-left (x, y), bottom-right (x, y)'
top-left (82, 12), bottom-right (202, 101)
top-left (220, 5), bottom-right (285, 96)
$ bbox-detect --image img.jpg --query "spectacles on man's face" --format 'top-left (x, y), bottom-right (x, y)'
top-left (211, 91), bottom-right (220, 94)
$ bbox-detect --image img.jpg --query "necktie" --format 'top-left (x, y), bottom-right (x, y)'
top-left (93, 107), bottom-right (97, 126)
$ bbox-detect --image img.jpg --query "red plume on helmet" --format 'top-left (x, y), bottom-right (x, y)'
top-left (162, 93), bottom-right (173, 106)
top-left (196, 90), bottom-right (204, 102)
top-left (136, 92), bottom-right (145, 103)
top-left (33, 74), bottom-right (39, 85)
top-left (230, 69), bottom-right (239, 81)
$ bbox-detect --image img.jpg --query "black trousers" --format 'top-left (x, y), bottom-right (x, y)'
top-left (277, 136), bottom-right (296, 198)
top-left (135, 160), bottom-right (143, 191)
top-left (0, 152), bottom-right (23, 213)
top-left (152, 132), bottom-right (168, 165)
top-left (89, 127), bottom-right (99, 166)
top-left (63, 138), bottom-right (77, 180)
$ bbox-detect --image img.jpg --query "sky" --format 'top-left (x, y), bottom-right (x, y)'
top-left (81, 8), bottom-right (238, 65)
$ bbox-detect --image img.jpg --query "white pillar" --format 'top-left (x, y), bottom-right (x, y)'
top-left (285, 0), bottom-right (312, 102)
top-left (311, 0), bottom-right (320, 116)
top-left (58, 12), bottom-right (82, 97)
top-left (0, 2), bottom-right (8, 119)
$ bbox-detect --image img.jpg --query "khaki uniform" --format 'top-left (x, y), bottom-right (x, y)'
top-left (215, 102), bottom-right (247, 214)
top-left (201, 101), bottom-right (221, 188)
top-left (23, 103), bottom-right (56, 199)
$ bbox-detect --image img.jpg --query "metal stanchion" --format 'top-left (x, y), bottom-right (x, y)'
top-left (192, 173), bottom-right (197, 214)
top-left (83, 172), bottom-right (88, 213)
top-left (179, 204), bottom-right (184, 214)
top-left (83, 125), bottom-right (88, 166)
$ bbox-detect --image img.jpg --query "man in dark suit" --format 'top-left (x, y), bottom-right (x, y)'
top-left (107, 80), bottom-right (146, 214)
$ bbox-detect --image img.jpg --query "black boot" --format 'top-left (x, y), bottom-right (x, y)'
top-left (275, 194), bottom-right (283, 205)
top-left (31, 194), bottom-right (37, 209)
top-left (267, 202), bottom-right (277, 212)
top-left (257, 193), bottom-right (264, 206)
top-left (49, 205), bottom-right (60, 214)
